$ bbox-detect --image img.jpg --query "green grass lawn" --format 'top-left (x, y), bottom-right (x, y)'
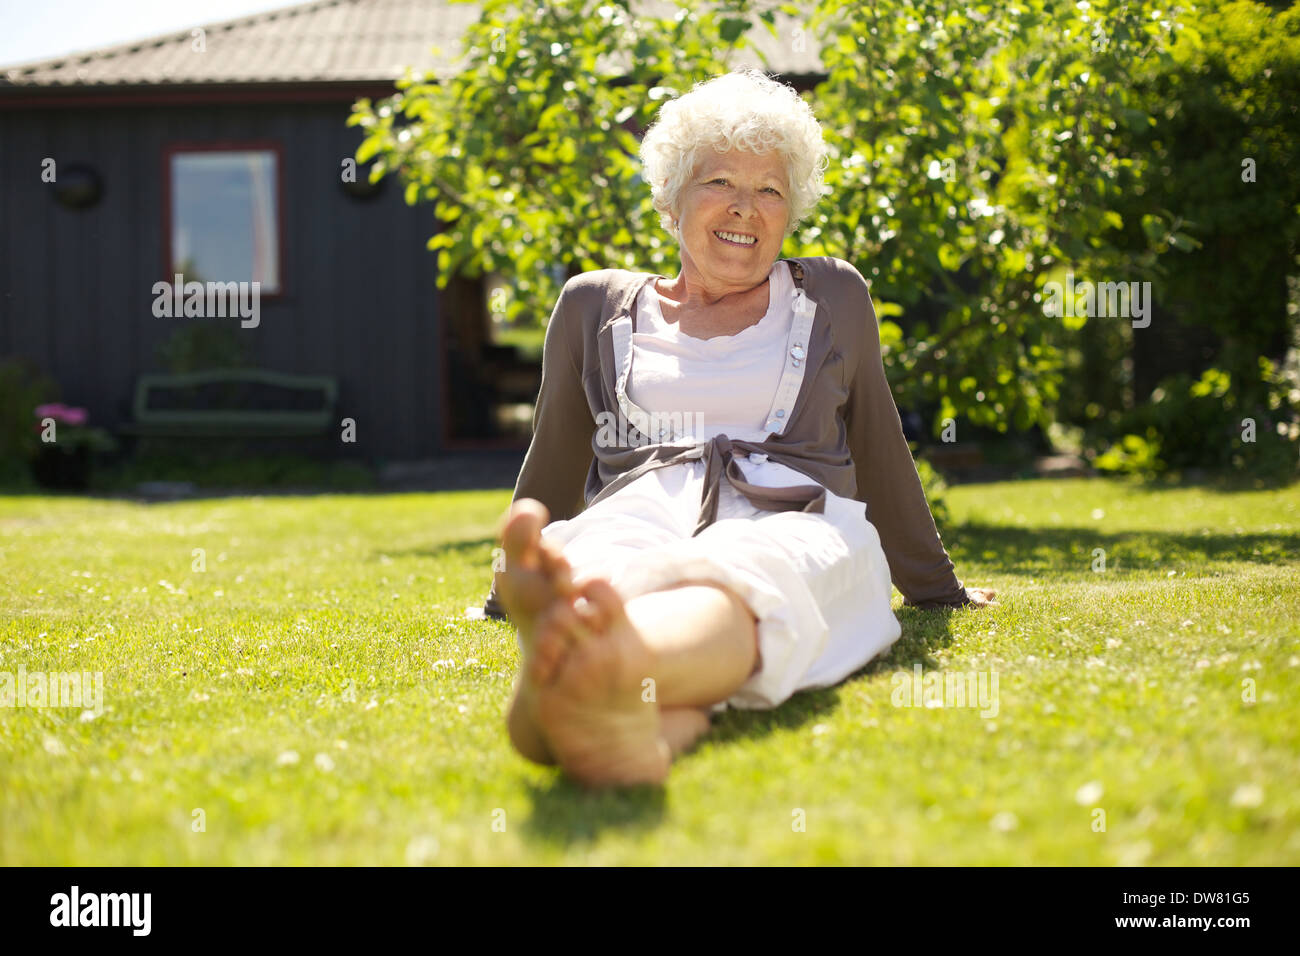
top-left (1, 478), bottom-right (1297, 865)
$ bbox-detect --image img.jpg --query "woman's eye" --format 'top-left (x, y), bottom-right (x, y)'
top-left (707, 178), bottom-right (780, 194)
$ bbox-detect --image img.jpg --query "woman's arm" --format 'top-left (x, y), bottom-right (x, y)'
top-left (510, 280), bottom-right (597, 519)
top-left (483, 281), bottom-right (596, 617)
top-left (839, 263), bottom-right (972, 608)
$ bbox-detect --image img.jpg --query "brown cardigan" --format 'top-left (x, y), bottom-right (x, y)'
top-left (482, 255), bottom-right (969, 616)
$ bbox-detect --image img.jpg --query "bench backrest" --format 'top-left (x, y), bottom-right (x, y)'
top-left (132, 368), bottom-right (338, 431)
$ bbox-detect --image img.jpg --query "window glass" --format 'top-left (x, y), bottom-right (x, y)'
top-left (171, 150), bottom-right (280, 292)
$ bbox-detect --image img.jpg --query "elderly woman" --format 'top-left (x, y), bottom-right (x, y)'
top-left (485, 70), bottom-right (994, 787)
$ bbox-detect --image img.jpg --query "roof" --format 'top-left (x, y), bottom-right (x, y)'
top-left (0, 0), bottom-right (823, 90)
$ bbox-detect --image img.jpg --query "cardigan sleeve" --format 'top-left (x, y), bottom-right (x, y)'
top-left (838, 263), bottom-right (970, 609)
top-left (482, 279), bottom-right (596, 618)
top-left (510, 279), bottom-right (597, 519)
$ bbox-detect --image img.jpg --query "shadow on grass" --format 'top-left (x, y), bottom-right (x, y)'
top-left (393, 517), bottom-right (1300, 591)
top-left (824, 606), bottom-right (961, 699)
top-left (372, 537), bottom-right (496, 561)
top-left (706, 685), bottom-right (839, 744)
top-left (869, 606), bottom-right (959, 674)
top-left (945, 523), bottom-right (1299, 574)
top-left (521, 776), bottom-right (668, 845)
top-left (1128, 472), bottom-right (1298, 493)
top-left (518, 602), bottom-right (960, 846)
top-left (520, 700), bottom-right (841, 847)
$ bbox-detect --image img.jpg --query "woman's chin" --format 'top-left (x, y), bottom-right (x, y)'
top-left (701, 244), bottom-right (769, 268)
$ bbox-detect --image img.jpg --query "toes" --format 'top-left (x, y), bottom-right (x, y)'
top-left (501, 499), bottom-right (551, 571)
top-left (548, 600), bottom-right (594, 645)
top-left (530, 631), bottom-right (566, 686)
top-left (577, 578), bottom-right (627, 631)
top-left (500, 499), bottom-right (576, 602)
top-left (530, 600), bottom-right (594, 685)
top-left (572, 588), bottom-right (612, 633)
top-left (510, 498), bottom-right (551, 525)
top-left (532, 581), bottom-right (620, 685)
top-left (573, 596), bottom-right (601, 632)
top-left (661, 708), bottom-right (712, 756)
top-left (538, 541), bottom-right (575, 596)
top-left (531, 630), bottom-right (567, 686)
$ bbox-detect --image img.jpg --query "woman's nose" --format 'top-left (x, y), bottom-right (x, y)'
top-left (729, 192), bottom-right (759, 215)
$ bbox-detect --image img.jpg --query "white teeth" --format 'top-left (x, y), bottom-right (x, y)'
top-left (715, 230), bottom-right (756, 245)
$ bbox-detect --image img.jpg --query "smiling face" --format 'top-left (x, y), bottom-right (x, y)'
top-left (672, 146), bottom-right (791, 298)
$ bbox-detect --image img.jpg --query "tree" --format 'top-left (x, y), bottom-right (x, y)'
top-left (350, 0), bottom-right (1193, 436)
top-left (350, 0), bottom-right (763, 325)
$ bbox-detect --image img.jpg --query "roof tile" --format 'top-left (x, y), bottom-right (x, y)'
top-left (1, 0), bottom-right (823, 88)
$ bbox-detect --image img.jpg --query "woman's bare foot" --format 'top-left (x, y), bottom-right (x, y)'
top-left (661, 708), bottom-right (713, 756)
top-left (497, 499), bottom-right (575, 636)
top-left (498, 502), bottom-right (712, 782)
top-left (498, 499), bottom-right (577, 765)
top-left (534, 579), bottom-right (673, 787)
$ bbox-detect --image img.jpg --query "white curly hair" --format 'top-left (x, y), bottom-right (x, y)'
top-left (639, 69), bottom-right (830, 240)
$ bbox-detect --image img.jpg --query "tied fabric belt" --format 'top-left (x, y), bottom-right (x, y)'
top-left (587, 433), bottom-right (828, 535)
top-left (694, 434), bottom-right (827, 534)
top-left (481, 434), bottom-right (828, 620)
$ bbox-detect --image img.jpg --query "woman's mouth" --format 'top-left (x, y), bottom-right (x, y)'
top-left (714, 230), bottom-right (757, 247)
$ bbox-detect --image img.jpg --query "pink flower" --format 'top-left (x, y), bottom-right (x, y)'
top-left (34, 403), bottom-right (88, 426)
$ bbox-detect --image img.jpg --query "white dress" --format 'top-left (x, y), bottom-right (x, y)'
top-left (539, 260), bottom-right (902, 710)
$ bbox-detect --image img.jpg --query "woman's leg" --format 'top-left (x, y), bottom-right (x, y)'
top-left (525, 576), bottom-right (757, 786)
top-left (501, 474), bottom-right (901, 784)
top-left (619, 583), bottom-right (762, 766)
top-left (500, 500), bottom-right (759, 785)
top-left (515, 585), bottom-right (757, 761)
top-left (623, 582), bottom-right (759, 708)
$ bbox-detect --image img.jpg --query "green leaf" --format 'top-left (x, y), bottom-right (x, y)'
top-left (719, 17), bottom-right (749, 44)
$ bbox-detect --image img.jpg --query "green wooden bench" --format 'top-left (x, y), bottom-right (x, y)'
top-left (120, 368), bottom-right (339, 437)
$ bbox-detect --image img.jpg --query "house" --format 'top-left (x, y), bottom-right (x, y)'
top-left (0, 0), bottom-right (823, 461)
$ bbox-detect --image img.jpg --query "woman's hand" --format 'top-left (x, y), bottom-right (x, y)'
top-left (903, 586), bottom-right (998, 610)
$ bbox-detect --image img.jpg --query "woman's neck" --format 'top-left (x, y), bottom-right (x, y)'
top-left (655, 269), bottom-right (770, 309)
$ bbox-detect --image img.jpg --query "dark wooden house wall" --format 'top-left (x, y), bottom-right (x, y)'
top-left (0, 99), bottom-right (448, 459)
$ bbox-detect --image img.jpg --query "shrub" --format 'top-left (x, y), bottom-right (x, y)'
top-left (0, 359), bottom-right (57, 483)
top-left (1092, 362), bottom-right (1300, 481)
top-left (915, 454), bottom-right (952, 531)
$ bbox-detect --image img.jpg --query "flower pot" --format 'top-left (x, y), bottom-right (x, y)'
top-left (31, 444), bottom-right (91, 490)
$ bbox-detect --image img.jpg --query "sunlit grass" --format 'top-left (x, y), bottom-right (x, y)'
top-left (1, 478), bottom-right (1296, 864)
